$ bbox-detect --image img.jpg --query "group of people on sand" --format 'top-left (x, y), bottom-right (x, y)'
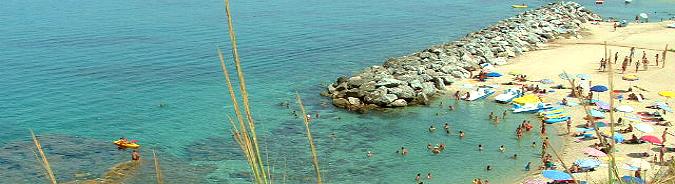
top-left (612, 47), bottom-right (664, 73)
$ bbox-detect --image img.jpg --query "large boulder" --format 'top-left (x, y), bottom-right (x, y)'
top-left (332, 98), bottom-right (350, 108)
top-left (347, 97), bottom-right (361, 106)
top-left (389, 99), bottom-right (408, 107)
top-left (388, 85), bottom-right (415, 99)
top-left (375, 94), bottom-right (398, 105)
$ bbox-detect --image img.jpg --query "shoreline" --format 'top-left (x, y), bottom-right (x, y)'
top-left (323, 1), bottom-right (600, 113)
top-left (441, 20), bottom-right (674, 183)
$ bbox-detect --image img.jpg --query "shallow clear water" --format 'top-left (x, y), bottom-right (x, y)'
top-left (1, 0), bottom-right (673, 183)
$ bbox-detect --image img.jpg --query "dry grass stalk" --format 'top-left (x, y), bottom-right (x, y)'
top-left (152, 149), bottom-right (163, 184)
top-left (604, 41), bottom-right (622, 184)
top-left (295, 94), bottom-right (323, 184)
top-left (30, 130), bottom-right (58, 184)
top-left (217, 0), bottom-right (270, 182)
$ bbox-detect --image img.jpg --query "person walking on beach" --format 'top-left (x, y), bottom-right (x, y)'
top-left (599, 58), bottom-right (607, 71)
top-left (635, 61), bottom-right (640, 72)
top-left (566, 119), bottom-right (572, 134)
top-left (613, 22), bottom-right (617, 31)
top-left (630, 47), bottom-right (636, 64)
top-left (614, 52), bottom-right (619, 64)
top-left (656, 54), bottom-right (660, 66)
top-left (622, 56), bottom-right (629, 73)
top-left (643, 57), bottom-right (648, 70)
top-left (660, 145), bottom-right (667, 164)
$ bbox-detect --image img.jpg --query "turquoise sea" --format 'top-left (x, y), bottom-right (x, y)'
top-left (1, 0), bottom-right (674, 183)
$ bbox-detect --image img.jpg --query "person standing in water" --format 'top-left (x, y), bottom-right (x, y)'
top-left (131, 150), bottom-right (141, 161)
top-left (478, 144), bottom-right (484, 151)
top-left (502, 110), bottom-right (508, 119)
top-left (415, 173), bottom-right (421, 181)
top-left (429, 125), bottom-right (436, 133)
top-left (459, 131), bottom-right (465, 138)
top-left (489, 112), bottom-right (495, 120)
top-left (427, 173), bottom-right (432, 180)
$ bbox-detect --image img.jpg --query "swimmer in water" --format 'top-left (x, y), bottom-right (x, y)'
top-left (478, 144), bottom-right (484, 151)
top-left (486, 165), bottom-right (492, 171)
top-left (489, 112), bottom-right (495, 120)
top-left (511, 154), bottom-right (518, 159)
top-left (444, 123), bottom-right (450, 131)
top-left (502, 110), bottom-right (508, 119)
top-left (367, 151), bottom-right (373, 158)
top-left (494, 116), bottom-right (500, 124)
top-left (427, 143), bottom-right (433, 150)
top-left (429, 125), bottom-right (436, 132)
top-left (459, 131), bottom-right (465, 138)
top-left (531, 141), bottom-right (536, 148)
top-left (499, 145), bottom-right (505, 152)
top-left (427, 172), bottom-right (432, 180)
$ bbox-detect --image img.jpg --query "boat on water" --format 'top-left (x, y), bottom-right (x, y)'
top-left (595, 0), bottom-right (605, 4)
top-left (495, 88), bottom-right (523, 103)
top-left (463, 87), bottom-right (496, 101)
top-left (113, 140), bottom-right (140, 149)
top-left (512, 4), bottom-right (528, 8)
top-left (512, 103), bottom-right (556, 113)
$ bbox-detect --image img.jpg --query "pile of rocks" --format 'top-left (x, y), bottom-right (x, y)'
top-left (322, 1), bottom-right (600, 112)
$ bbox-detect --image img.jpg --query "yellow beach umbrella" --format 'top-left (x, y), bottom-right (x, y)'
top-left (659, 91), bottom-right (675, 98)
top-left (622, 74), bottom-right (639, 81)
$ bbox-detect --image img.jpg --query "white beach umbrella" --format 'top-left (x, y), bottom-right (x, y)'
top-left (639, 13), bottom-right (648, 19)
top-left (634, 123), bottom-right (654, 133)
top-left (616, 105), bottom-right (634, 113)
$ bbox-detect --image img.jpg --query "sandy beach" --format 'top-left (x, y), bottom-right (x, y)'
top-left (449, 20), bottom-right (675, 183)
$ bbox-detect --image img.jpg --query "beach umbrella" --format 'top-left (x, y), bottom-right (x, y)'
top-left (595, 101), bottom-right (610, 110)
top-left (653, 102), bottom-right (673, 112)
top-left (639, 13), bottom-right (648, 19)
top-left (583, 147), bottom-right (607, 157)
top-left (634, 123), bottom-right (655, 133)
top-left (640, 135), bottom-right (662, 144)
top-left (559, 73), bottom-right (572, 80)
top-left (621, 176), bottom-right (645, 184)
top-left (589, 109), bottom-right (605, 118)
top-left (575, 159), bottom-right (601, 168)
top-left (576, 128), bottom-right (594, 132)
top-left (622, 74), bottom-right (639, 81)
top-left (658, 91), bottom-right (675, 98)
top-left (616, 105), bottom-right (634, 112)
top-left (542, 170), bottom-right (572, 180)
top-left (576, 73), bottom-right (591, 80)
top-left (613, 133), bottom-right (625, 143)
top-left (486, 72), bottom-right (502, 77)
top-left (590, 85), bottom-right (608, 92)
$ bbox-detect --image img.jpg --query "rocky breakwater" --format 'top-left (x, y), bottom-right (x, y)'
top-left (322, 1), bottom-right (600, 113)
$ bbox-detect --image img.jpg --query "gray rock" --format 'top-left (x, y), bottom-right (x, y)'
top-left (388, 85), bottom-right (415, 99)
top-left (389, 99), bottom-right (408, 107)
top-left (332, 98), bottom-right (350, 108)
top-left (375, 78), bottom-right (405, 88)
top-left (376, 94), bottom-right (398, 105)
top-left (410, 80), bottom-right (423, 90)
top-left (347, 97), bottom-right (361, 106)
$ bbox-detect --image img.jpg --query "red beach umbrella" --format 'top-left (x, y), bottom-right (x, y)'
top-left (640, 135), bottom-right (662, 144)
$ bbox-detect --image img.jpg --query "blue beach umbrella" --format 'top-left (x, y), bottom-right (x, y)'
top-left (595, 121), bottom-right (607, 127)
top-left (590, 85), bottom-right (608, 92)
top-left (540, 79), bottom-right (554, 84)
top-left (614, 133), bottom-right (625, 143)
top-left (542, 170), bottom-right (572, 180)
top-left (621, 176), bottom-right (645, 184)
top-left (654, 102), bottom-right (673, 112)
top-left (486, 72), bottom-right (502, 77)
top-left (575, 159), bottom-right (601, 168)
top-left (589, 109), bottom-right (605, 118)
top-left (577, 73), bottom-right (591, 80)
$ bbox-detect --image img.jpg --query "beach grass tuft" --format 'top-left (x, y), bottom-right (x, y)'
top-left (295, 94), bottom-right (323, 184)
top-left (152, 149), bottom-right (164, 184)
